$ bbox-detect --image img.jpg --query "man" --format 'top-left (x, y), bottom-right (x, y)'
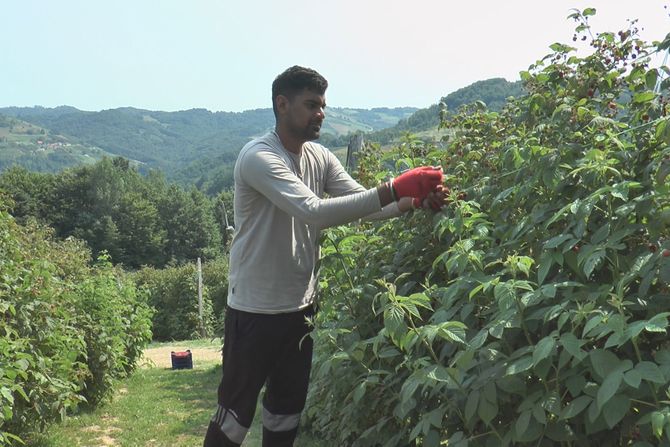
top-left (204, 66), bottom-right (445, 447)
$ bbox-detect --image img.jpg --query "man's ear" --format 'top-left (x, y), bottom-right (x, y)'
top-left (275, 95), bottom-right (289, 116)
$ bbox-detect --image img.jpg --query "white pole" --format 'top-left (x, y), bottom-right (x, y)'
top-left (197, 257), bottom-right (204, 337)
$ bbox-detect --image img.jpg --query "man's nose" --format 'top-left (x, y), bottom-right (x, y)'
top-left (316, 108), bottom-right (325, 120)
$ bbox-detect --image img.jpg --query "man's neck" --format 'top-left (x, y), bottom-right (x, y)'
top-left (275, 126), bottom-right (304, 154)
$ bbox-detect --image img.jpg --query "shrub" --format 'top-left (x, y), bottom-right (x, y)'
top-left (202, 257), bottom-right (229, 336)
top-left (135, 262), bottom-right (216, 341)
top-left (0, 207), bottom-right (153, 445)
top-left (307, 11), bottom-right (670, 446)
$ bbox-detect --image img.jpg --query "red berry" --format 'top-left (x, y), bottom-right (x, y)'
top-left (572, 244), bottom-right (580, 253)
top-left (649, 244), bottom-right (658, 252)
top-left (662, 249), bottom-right (670, 257)
top-left (642, 114), bottom-right (650, 121)
top-left (587, 89), bottom-right (594, 97)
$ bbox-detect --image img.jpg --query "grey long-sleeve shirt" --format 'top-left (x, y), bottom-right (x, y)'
top-left (227, 131), bottom-right (401, 313)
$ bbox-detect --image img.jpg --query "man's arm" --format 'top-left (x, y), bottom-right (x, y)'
top-left (241, 148), bottom-right (383, 228)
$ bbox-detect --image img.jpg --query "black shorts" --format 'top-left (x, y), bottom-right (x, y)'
top-left (204, 305), bottom-right (315, 446)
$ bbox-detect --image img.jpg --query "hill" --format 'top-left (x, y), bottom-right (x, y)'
top-left (0, 114), bottom-right (118, 172)
top-left (330, 78), bottom-right (525, 147)
top-left (0, 106), bottom-right (416, 181)
top-left (0, 77), bottom-right (525, 193)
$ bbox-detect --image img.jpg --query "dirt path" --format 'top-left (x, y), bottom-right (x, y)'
top-left (141, 343), bottom-right (222, 368)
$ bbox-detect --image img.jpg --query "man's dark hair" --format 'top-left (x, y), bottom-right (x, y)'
top-left (272, 66), bottom-right (328, 117)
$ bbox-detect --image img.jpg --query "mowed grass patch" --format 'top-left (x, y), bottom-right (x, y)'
top-left (26, 340), bottom-right (329, 446)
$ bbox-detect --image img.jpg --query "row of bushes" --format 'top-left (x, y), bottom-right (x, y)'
top-left (306, 12), bottom-right (670, 446)
top-left (134, 258), bottom-right (229, 341)
top-left (0, 201), bottom-right (153, 446)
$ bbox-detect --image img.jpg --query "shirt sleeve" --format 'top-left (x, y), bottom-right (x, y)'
top-left (324, 149), bottom-right (368, 197)
top-left (323, 149), bottom-right (406, 221)
top-left (362, 201), bottom-right (405, 221)
top-left (239, 147), bottom-right (382, 228)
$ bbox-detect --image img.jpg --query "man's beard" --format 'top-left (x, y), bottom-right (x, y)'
top-left (290, 120), bottom-right (321, 142)
top-left (305, 122), bottom-right (321, 141)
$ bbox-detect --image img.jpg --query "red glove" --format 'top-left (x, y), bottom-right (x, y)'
top-left (391, 166), bottom-right (443, 200)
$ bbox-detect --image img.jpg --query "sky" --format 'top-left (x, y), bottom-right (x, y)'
top-left (3, 0), bottom-right (669, 113)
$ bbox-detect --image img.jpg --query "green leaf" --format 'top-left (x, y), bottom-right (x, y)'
top-left (582, 314), bottom-right (604, 337)
top-left (506, 356), bottom-right (533, 375)
top-left (478, 392), bottom-right (498, 425)
top-left (656, 119), bottom-right (669, 144)
top-left (633, 91), bottom-right (656, 104)
top-left (591, 223), bottom-right (610, 244)
top-left (652, 411), bottom-right (665, 438)
top-left (465, 390), bottom-right (479, 423)
top-left (400, 377), bottom-right (420, 405)
top-left (583, 249), bottom-right (605, 278)
top-left (645, 313), bottom-right (670, 333)
top-left (603, 394), bottom-right (630, 429)
top-left (0, 388), bottom-right (14, 405)
top-left (467, 329), bottom-right (488, 350)
top-left (533, 404), bottom-right (547, 424)
top-left (560, 332), bottom-right (585, 361)
top-left (560, 395), bottom-right (592, 419)
top-left (590, 349), bottom-right (620, 379)
top-left (635, 361), bottom-right (666, 384)
top-left (516, 410), bottom-right (532, 435)
top-left (494, 282), bottom-right (516, 308)
top-left (384, 306), bottom-right (406, 336)
top-left (538, 252), bottom-right (553, 285)
top-left (533, 336), bottom-right (555, 366)
top-left (544, 233), bottom-right (573, 249)
top-left (566, 374), bottom-right (586, 397)
top-left (423, 430), bottom-right (440, 447)
top-left (646, 70), bottom-right (659, 90)
top-left (596, 370), bottom-right (623, 410)
top-left (588, 400), bottom-right (600, 423)
top-left (659, 32), bottom-right (670, 51)
top-left (624, 369), bottom-right (642, 388)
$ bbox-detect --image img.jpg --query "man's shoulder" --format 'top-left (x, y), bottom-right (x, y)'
top-left (238, 133), bottom-right (281, 164)
top-left (241, 132), bottom-right (280, 154)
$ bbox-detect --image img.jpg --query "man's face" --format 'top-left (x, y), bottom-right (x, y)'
top-left (282, 89), bottom-right (326, 142)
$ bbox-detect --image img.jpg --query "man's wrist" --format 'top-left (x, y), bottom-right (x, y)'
top-left (389, 178), bottom-right (398, 201)
top-left (376, 182), bottom-right (395, 207)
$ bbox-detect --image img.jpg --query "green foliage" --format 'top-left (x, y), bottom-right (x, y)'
top-left (202, 257), bottom-right (231, 334)
top-left (352, 78), bottom-right (525, 146)
top-left (134, 261), bottom-right (224, 341)
top-left (67, 255), bottom-right (154, 406)
top-left (0, 106), bottom-right (416, 193)
top-left (0, 111), bottom-right (117, 173)
top-left (0, 157), bottom-right (225, 268)
top-left (307, 11), bottom-right (670, 446)
top-left (0, 205), bottom-right (153, 445)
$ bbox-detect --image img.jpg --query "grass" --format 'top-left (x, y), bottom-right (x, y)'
top-left (25, 339), bottom-right (330, 447)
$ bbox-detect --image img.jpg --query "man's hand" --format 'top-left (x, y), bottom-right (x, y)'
top-left (392, 166), bottom-right (443, 200)
top-left (412, 184), bottom-right (450, 210)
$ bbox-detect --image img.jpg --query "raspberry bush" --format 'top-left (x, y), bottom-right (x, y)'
top-left (307, 10), bottom-right (670, 446)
